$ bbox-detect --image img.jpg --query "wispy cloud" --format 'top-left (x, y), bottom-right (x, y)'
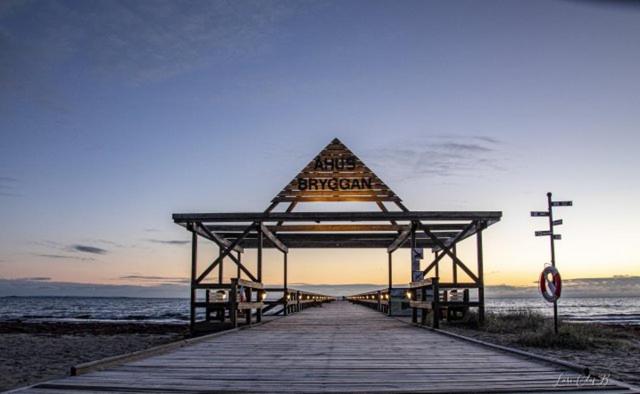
top-left (33, 253), bottom-right (95, 262)
top-left (30, 240), bottom-right (112, 261)
top-left (71, 245), bottom-right (108, 255)
top-left (0, 176), bottom-right (20, 197)
top-left (119, 275), bottom-right (189, 284)
top-left (146, 239), bottom-right (189, 245)
top-left (366, 135), bottom-right (505, 182)
top-left (17, 276), bottom-right (51, 281)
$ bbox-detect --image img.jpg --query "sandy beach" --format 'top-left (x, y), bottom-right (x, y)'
top-left (442, 322), bottom-right (640, 386)
top-left (0, 322), bottom-right (189, 392)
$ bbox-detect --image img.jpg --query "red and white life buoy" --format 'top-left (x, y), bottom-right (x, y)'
top-left (539, 266), bottom-right (562, 302)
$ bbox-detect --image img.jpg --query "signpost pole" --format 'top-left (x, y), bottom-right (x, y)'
top-left (547, 192), bottom-right (558, 334)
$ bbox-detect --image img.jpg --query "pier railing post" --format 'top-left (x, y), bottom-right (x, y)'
top-left (230, 278), bottom-right (238, 328)
top-left (432, 277), bottom-right (440, 329)
top-left (411, 289), bottom-right (418, 324)
top-left (190, 224), bottom-right (197, 332)
top-left (477, 227), bottom-right (485, 324)
top-left (256, 222), bottom-right (263, 323)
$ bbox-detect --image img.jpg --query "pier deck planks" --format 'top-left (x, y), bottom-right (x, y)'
top-left (15, 302), bottom-right (636, 393)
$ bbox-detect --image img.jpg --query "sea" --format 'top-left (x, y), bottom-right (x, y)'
top-left (1, 295), bottom-right (639, 325)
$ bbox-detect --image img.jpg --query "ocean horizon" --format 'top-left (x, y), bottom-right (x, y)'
top-left (2, 294), bottom-right (639, 326)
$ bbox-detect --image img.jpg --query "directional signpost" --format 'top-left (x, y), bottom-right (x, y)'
top-left (531, 192), bottom-right (572, 334)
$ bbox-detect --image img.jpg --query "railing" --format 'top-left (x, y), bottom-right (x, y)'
top-left (263, 288), bottom-right (336, 315)
top-left (346, 288), bottom-right (390, 314)
top-left (348, 277), bottom-right (479, 328)
top-left (194, 281), bottom-right (336, 331)
top-left (194, 278), bottom-right (265, 330)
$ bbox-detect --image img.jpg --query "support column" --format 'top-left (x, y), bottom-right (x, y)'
top-left (434, 251), bottom-right (439, 277)
top-left (477, 228), bottom-right (485, 323)
top-left (256, 223), bottom-right (263, 322)
top-left (218, 246), bottom-right (223, 284)
top-left (236, 251), bottom-right (241, 279)
top-left (452, 244), bottom-right (458, 284)
top-left (410, 223), bottom-right (417, 282)
top-left (284, 252), bottom-right (288, 316)
top-left (190, 226), bottom-right (197, 332)
top-left (387, 251), bottom-right (392, 316)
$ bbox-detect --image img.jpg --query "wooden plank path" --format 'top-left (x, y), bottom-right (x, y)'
top-left (14, 301), bottom-right (637, 393)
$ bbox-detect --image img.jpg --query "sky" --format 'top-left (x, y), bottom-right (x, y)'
top-left (1, 0), bottom-right (640, 296)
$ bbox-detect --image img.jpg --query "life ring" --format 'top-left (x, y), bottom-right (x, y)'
top-left (539, 266), bottom-right (562, 302)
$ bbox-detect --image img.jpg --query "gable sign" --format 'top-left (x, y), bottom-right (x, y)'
top-left (272, 138), bottom-right (401, 204)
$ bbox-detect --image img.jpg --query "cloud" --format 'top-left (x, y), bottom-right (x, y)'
top-left (0, 277), bottom-right (188, 298)
top-left (0, 176), bottom-right (20, 197)
top-left (366, 135), bottom-right (504, 181)
top-left (71, 244), bottom-right (108, 255)
top-left (17, 277), bottom-right (51, 281)
top-left (146, 239), bottom-right (189, 245)
top-left (119, 275), bottom-right (189, 284)
top-left (33, 253), bottom-right (95, 262)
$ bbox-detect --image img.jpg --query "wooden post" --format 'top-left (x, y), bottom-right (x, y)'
top-left (387, 252), bottom-right (392, 316)
top-left (190, 227), bottom-right (197, 332)
top-left (410, 223), bottom-right (417, 282)
top-left (411, 288), bottom-right (417, 324)
top-left (236, 251), bottom-right (241, 279)
top-left (205, 290), bottom-right (210, 322)
top-left (218, 246), bottom-right (223, 284)
top-left (477, 228), bottom-right (485, 323)
top-left (230, 279), bottom-right (238, 328)
top-left (435, 251), bottom-right (439, 278)
top-left (432, 277), bottom-right (440, 329)
top-left (245, 286), bottom-right (252, 325)
top-left (376, 290), bottom-right (381, 312)
top-left (256, 223), bottom-right (263, 323)
top-left (420, 286), bottom-right (427, 325)
top-left (547, 192), bottom-right (559, 334)
top-left (452, 244), bottom-right (457, 284)
top-left (284, 252), bottom-right (288, 316)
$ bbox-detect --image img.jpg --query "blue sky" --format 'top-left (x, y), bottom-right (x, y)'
top-left (1, 0), bottom-right (639, 292)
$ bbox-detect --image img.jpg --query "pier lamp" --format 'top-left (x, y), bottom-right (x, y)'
top-left (260, 292), bottom-right (267, 301)
top-left (405, 291), bottom-right (412, 299)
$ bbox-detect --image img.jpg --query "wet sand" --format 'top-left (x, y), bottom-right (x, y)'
top-left (0, 322), bottom-right (189, 391)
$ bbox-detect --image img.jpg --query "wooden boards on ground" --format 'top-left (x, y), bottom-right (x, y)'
top-left (14, 302), bottom-right (637, 393)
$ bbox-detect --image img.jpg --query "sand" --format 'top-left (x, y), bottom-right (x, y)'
top-left (443, 323), bottom-right (640, 386)
top-left (0, 322), bottom-right (188, 392)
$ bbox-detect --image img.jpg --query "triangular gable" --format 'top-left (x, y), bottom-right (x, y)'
top-left (271, 138), bottom-right (402, 205)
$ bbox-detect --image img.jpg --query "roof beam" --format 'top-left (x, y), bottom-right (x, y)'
top-left (174, 211), bottom-right (503, 223)
top-left (260, 223), bottom-right (288, 253)
top-left (195, 223), bottom-right (243, 253)
top-left (387, 228), bottom-right (412, 253)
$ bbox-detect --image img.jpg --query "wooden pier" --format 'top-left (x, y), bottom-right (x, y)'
top-left (14, 301), bottom-right (637, 393)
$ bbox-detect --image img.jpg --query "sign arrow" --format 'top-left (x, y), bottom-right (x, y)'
top-left (535, 230), bottom-right (551, 236)
top-left (553, 234), bottom-right (562, 240)
top-left (531, 211), bottom-right (549, 217)
top-left (551, 201), bottom-right (572, 207)
top-left (552, 219), bottom-right (563, 226)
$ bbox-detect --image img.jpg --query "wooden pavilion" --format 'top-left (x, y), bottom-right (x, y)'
top-left (173, 138), bottom-right (501, 332)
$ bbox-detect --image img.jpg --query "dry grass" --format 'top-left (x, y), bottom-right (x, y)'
top-left (452, 310), bottom-right (627, 350)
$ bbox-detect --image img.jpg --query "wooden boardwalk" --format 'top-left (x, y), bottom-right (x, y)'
top-left (15, 301), bottom-right (637, 393)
